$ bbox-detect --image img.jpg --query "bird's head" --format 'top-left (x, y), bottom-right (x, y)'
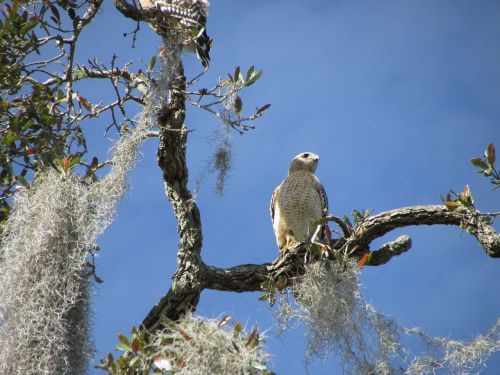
top-left (288, 152), bottom-right (320, 174)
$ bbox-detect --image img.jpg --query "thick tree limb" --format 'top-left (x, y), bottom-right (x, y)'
top-left (369, 235), bottom-right (412, 266)
top-left (202, 236), bottom-right (414, 291)
top-left (203, 245), bottom-right (308, 292)
top-left (202, 206), bottom-right (499, 293)
top-left (112, 0), bottom-right (209, 332)
top-left (355, 205), bottom-right (500, 258)
top-left (143, 60), bottom-right (204, 332)
top-left (143, 200), bottom-right (499, 332)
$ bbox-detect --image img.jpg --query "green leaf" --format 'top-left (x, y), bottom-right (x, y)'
top-left (234, 66), bottom-right (241, 82)
top-left (49, 5), bottom-right (60, 23)
top-left (459, 184), bottom-right (474, 206)
top-left (470, 157), bottom-right (488, 170)
top-left (444, 199), bottom-right (461, 211)
top-left (15, 174), bottom-right (30, 188)
top-left (274, 277), bottom-right (287, 290)
top-left (352, 209), bottom-right (361, 225)
top-left (90, 156), bottom-right (98, 169)
top-left (116, 356), bottom-right (128, 370)
top-left (246, 65), bottom-right (255, 81)
top-left (246, 328), bottom-right (259, 347)
top-left (258, 294), bottom-right (269, 301)
top-left (19, 19), bottom-right (38, 34)
top-left (54, 158), bottom-right (63, 171)
top-left (128, 356), bottom-right (140, 368)
top-left (118, 333), bottom-right (130, 346)
top-left (342, 215), bottom-right (353, 227)
top-left (22, 119), bottom-right (34, 130)
top-left (245, 70), bottom-right (263, 86)
top-left (310, 243), bottom-right (322, 257)
top-left (234, 96), bottom-right (242, 116)
top-left (233, 322), bottom-right (243, 337)
top-left (4, 131), bottom-right (17, 145)
top-left (148, 55), bottom-right (157, 72)
top-left (94, 275), bottom-right (103, 284)
top-left (116, 343), bottom-right (132, 352)
top-left (69, 156), bottom-right (80, 168)
top-left (11, 117), bottom-right (20, 131)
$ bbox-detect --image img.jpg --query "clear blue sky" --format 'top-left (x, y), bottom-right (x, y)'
top-left (79, 1), bottom-right (500, 373)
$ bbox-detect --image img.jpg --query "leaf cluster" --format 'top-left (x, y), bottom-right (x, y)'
top-left (0, 81), bottom-right (77, 222)
top-left (0, 0), bottom-right (135, 223)
top-left (259, 276), bottom-right (287, 306)
top-left (443, 184), bottom-right (475, 212)
top-left (470, 143), bottom-right (498, 188)
top-left (99, 316), bottom-right (274, 375)
top-left (1, 0), bottom-right (37, 91)
top-left (187, 65), bottom-right (270, 134)
top-left (442, 143), bottom-right (499, 215)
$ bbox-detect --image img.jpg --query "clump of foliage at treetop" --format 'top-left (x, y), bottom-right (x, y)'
top-left (443, 143), bottom-right (498, 213)
top-left (471, 143), bottom-right (498, 187)
top-left (98, 313), bottom-right (274, 375)
top-left (0, 0), bottom-right (90, 224)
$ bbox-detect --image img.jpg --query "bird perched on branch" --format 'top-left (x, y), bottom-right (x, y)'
top-left (139, 0), bottom-right (212, 69)
top-left (270, 152), bottom-right (329, 253)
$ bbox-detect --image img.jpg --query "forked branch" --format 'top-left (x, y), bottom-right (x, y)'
top-left (143, 201), bottom-right (499, 332)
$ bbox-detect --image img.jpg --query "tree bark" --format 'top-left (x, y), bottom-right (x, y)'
top-left (144, 61), bottom-right (204, 331)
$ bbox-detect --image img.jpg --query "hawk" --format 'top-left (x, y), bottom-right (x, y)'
top-left (270, 152), bottom-right (329, 253)
top-left (139, 0), bottom-right (212, 69)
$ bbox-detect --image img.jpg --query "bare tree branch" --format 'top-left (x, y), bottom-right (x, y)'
top-left (369, 235), bottom-right (412, 266)
top-left (355, 205), bottom-right (500, 258)
top-left (326, 214), bottom-right (352, 237)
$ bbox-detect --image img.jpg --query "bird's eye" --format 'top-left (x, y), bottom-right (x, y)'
top-left (302, 153), bottom-right (309, 158)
